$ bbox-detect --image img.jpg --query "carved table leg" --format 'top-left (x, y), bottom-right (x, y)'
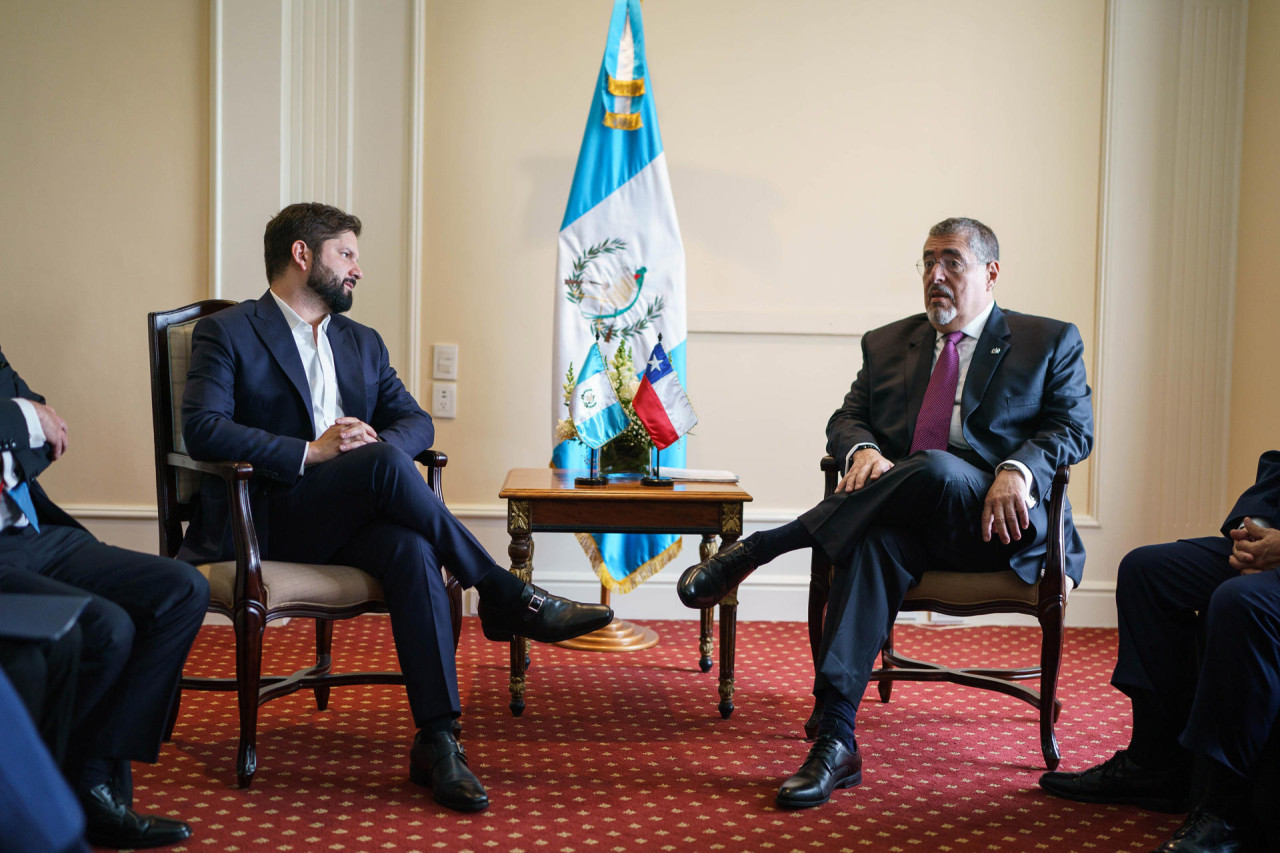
top-left (717, 503), bottom-right (743, 719)
top-left (698, 533), bottom-right (716, 672)
top-left (507, 500), bottom-right (533, 717)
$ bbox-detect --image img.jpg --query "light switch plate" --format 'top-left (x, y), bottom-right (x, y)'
top-left (432, 383), bottom-right (456, 419)
top-left (433, 344), bottom-right (458, 380)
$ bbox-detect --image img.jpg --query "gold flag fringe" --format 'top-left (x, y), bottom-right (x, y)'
top-left (575, 531), bottom-right (683, 594)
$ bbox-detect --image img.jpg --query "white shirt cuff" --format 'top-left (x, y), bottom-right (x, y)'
top-left (844, 443), bottom-right (880, 474)
top-left (13, 398), bottom-right (46, 448)
top-left (999, 459), bottom-right (1037, 508)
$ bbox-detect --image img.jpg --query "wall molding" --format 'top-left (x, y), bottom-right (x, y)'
top-left (405, 0), bottom-right (426, 398)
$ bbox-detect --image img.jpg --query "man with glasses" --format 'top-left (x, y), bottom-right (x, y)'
top-left (676, 217), bottom-right (1094, 808)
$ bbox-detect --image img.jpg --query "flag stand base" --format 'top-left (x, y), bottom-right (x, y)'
top-left (555, 584), bottom-right (659, 652)
top-left (640, 476), bottom-right (674, 487)
top-left (574, 476), bottom-right (607, 486)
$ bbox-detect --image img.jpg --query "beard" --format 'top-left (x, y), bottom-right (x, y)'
top-left (925, 284), bottom-right (957, 327)
top-left (307, 258), bottom-right (355, 314)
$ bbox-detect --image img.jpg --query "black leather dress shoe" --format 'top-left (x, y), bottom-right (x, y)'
top-left (776, 735), bottom-right (863, 808)
top-left (1038, 750), bottom-right (1190, 813)
top-left (676, 540), bottom-right (760, 609)
top-left (478, 583), bottom-right (613, 643)
top-left (409, 731), bottom-right (489, 812)
top-left (1152, 808), bottom-right (1243, 852)
top-left (81, 783), bottom-right (192, 849)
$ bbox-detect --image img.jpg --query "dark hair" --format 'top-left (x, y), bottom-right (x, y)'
top-left (263, 202), bottom-right (362, 281)
top-left (928, 217), bottom-right (999, 263)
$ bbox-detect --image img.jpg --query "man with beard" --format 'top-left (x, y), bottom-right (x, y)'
top-left (180, 203), bottom-right (612, 812)
top-left (676, 217), bottom-right (1093, 808)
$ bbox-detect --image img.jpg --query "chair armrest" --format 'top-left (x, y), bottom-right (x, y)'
top-left (1038, 464), bottom-right (1072, 595)
top-left (820, 455), bottom-right (839, 499)
top-left (168, 453), bottom-right (266, 607)
top-left (413, 449), bottom-right (447, 500)
top-left (168, 452), bottom-right (253, 481)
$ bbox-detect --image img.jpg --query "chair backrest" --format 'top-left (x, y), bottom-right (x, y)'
top-left (148, 300), bottom-right (237, 558)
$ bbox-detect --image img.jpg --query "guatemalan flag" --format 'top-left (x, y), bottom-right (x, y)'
top-left (633, 340), bottom-right (696, 450)
top-left (570, 342), bottom-right (629, 449)
top-left (552, 0), bottom-right (687, 593)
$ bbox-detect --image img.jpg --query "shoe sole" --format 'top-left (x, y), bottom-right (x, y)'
top-left (409, 765), bottom-right (490, 813)
top-left (775, 769), bottom-right (863, 809)
top-left (480, 615), bottom-right (613, 645)
top-left (1037, 783), bottom-right (1187, 814)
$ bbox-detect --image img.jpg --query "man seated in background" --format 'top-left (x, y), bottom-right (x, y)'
top-left (677, 217), bottom-right (1094, 808)
top-left (0, 346), bottom-right (208, 849)
top-left (180, 202), bottom-right (612, 813)
top-left (1040, 450), bottom-right (1280, 853)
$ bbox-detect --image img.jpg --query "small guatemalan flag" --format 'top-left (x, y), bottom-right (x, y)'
top-left (632, 340), bottom-right (696, 451)
top-left (570, 342), bottom-right (629, 450)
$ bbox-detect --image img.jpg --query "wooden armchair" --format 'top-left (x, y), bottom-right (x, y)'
top-left (148, 300), bottom-right (462, 788)
top-left (805, 455), bottom-right (1072, 770)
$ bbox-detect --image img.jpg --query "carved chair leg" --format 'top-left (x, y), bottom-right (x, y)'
top-left (878, 625), bottom-right (896, 703)
top-left (234, 606), bottom-right (266, 789)
top-left (314, 620), bottom-right (333, 711)
top-left (1038, 603), bottom-right (1065, 770)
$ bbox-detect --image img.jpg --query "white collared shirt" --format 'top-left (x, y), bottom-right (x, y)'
top-left (270, 290), bottom-right (345, 472)
top-left (1, 398), bottom-right (47, 530)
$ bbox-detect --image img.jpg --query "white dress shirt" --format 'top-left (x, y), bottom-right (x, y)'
top-left (269, 290), bottom-right (345, 473)
top-left (1, 398), bottom-right (47, 530)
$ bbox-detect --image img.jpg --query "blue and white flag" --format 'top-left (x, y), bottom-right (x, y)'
top-left (570, 343), bottom-right (629, 449)
top-left (552, 0), bottom-right (687, 593)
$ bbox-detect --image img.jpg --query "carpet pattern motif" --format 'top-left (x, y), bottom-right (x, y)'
top-left (130, 618), bottom-right (1183, 852)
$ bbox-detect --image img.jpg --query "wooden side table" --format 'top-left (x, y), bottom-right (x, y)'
top-left (498, 468), bottom-right (753, 719)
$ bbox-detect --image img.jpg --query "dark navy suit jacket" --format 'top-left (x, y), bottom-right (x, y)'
top-left (824, 304), bottom-right (1095, 584)
top-left (178, 292), bottom-right (434, 563)
top-left (0, 349), bottom-right (84, 531)
top-left (1181, 450), bottom-right (1280, 556)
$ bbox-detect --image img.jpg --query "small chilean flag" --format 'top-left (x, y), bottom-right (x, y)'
top-left (632, 340), bottom-right (697, 450)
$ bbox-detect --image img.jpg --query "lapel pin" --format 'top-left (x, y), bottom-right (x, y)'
top-left (991, 347), bottom-right (1001, 354)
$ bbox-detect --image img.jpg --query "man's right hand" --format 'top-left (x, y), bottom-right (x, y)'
top-left (32, 402), bottom-right (68, 461)
top-left (835, 447), bottom-right (893, 493)
top-left (305, 417), bottom-right (379, 466)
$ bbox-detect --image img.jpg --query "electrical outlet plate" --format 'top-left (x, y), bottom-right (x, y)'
top-left (433, 344), bottom-right (458, 380)
top-left (432, 383), bottom-right (456, 418)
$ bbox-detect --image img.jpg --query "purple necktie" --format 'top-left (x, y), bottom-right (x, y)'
top-left (910, 330), bottom-right (964, 453)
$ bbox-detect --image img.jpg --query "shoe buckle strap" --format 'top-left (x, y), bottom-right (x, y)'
top-left (526, 592), bottom-right (547, 614)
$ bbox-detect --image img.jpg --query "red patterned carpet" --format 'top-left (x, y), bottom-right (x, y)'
top-left (128, 618), bottom-right (1183, 852)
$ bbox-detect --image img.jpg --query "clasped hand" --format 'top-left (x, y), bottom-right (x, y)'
top-left (1229, 518), bottom-right (1280, 574)
top-left (33, 401), bottom-right (68, 460)
top-left (305, 417), bottom-right (378, 466)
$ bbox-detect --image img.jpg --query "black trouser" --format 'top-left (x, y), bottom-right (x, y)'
top-left (1112, 539), bottom-right (1280, 778)
top-left (0, 524), bottom-right (208, 795)
top-left (800, 451), bottom-right (1026, 710)
top-left (265, 442), bottom-right (507, 727)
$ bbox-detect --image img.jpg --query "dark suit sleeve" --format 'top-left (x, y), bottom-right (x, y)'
top-left (1004, 322), bottom-right (1094, 498)
top-left (1221, 450), bottom-right (1280, 534)
top-left (366, 329), bottom-right (434, 456)
top-left (0, 350), bottom-right (55, 481)
top-left (182, 317), bottom-right (310, 484)
top-left (825, 335), bottom-right (881, 466)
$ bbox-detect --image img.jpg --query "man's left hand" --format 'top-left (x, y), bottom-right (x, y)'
top-left (981, 468), bottom-right (1030, 545)
top-left (1229, 518), bottom-right (1280, 573)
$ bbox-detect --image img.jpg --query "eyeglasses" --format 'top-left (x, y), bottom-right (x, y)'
top-left (916, 256), bottom-right (989, 277)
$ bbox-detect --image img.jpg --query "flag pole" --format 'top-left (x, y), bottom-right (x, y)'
top-left (576, 445), bottom-right (607, 487)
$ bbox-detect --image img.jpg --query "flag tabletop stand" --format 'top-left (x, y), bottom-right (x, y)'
top-left (641, 448), bottom-right (674, 487)
top-left (556, 584), bottom-right (659, 652)
top-left (574, 447), bottom-right (607, 487)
